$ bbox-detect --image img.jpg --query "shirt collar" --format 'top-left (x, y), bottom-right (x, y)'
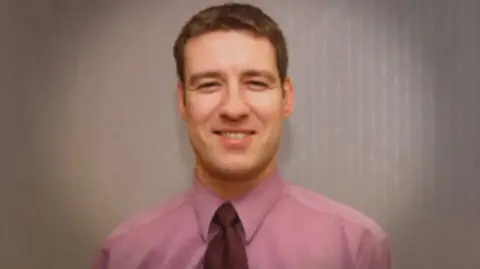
top-left (191, 169), bottom-right (285, 244)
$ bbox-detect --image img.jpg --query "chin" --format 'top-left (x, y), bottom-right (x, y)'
top-left (210, 159), bottom-right (259, 180)
top-left (221, 158), bottom-right (275, 181)
top-left (196, 148), bottom-right (273, 180)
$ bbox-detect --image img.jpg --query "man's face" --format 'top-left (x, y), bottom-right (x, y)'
top-left (178, 30), bottom-right (293, 180)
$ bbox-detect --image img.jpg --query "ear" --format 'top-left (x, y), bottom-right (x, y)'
top-left (177, 80), bottom-right (187, 120)
top-left (282, 77), bottom-right (294, 118)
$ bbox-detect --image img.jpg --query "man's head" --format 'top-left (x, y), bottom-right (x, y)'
top-left (174, 3), bottom-right (294, 182)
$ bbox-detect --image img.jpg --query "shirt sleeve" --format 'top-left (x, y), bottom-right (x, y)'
top-left (356, 229), bottom-right (392, 269)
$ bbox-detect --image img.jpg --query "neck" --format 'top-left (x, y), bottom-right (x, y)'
top-left (195, 160), bottom-right (277, 200)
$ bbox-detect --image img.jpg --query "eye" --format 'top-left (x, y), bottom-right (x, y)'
top-left (246, 80), bottom-right (269, 90)
top-left (196, 81), bottom-right (221, 92)
top-left (198, 82), bottom-right (218, 88)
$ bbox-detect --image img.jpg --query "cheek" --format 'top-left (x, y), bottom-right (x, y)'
top-left (246, 91), bottom-right (284, 121)
top-left (186, 94), bottom-right (221, 122)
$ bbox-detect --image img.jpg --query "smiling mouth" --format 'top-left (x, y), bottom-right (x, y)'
top-left (213, 130), bottom-right (256, 139)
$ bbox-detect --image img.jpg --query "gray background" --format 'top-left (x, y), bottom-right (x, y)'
top-left (1, 0), bottom-right (479, 268)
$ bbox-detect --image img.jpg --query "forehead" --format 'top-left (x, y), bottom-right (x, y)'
top-left (184, 30), bottom-right (277, 76)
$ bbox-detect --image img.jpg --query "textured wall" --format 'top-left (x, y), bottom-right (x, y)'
top-left (1, 1), bottom-right (479, 269)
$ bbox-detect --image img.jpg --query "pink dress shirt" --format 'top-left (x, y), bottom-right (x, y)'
top-left (91, 172), bottom-right (392, 269)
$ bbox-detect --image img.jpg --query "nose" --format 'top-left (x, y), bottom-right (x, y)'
top-left (219, 85), bottom-right (249, 121)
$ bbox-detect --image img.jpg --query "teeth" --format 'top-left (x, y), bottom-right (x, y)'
top-left (221, 132), bottom-right (247, 139)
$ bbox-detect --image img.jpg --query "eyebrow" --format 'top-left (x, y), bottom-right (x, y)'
top-left (187, 71), bottom-right (221, 86)
top-left (242, 69), bottom-right (277, 83)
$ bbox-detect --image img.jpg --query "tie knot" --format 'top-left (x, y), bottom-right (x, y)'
top-left (212, 202), bottom-right (239, 228)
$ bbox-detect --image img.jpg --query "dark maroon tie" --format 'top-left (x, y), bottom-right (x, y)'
top-left (204, 202), bottom-right (249, 269)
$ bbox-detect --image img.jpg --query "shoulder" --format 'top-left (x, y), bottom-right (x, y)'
top-left (102, 190), bottom-right (192, 247)
top-left (90, 191), bottom-right (194, 268)
top-left (284, 184), bottom-right (391, 267)
top-left (285, 184), bottom-right (387, 240)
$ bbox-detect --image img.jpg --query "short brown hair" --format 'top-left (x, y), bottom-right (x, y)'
top-left (173, 2), bottom-right (288, 85)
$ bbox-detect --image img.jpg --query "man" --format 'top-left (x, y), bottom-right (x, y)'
top-left (91, 3), bottom-right (392, 269)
